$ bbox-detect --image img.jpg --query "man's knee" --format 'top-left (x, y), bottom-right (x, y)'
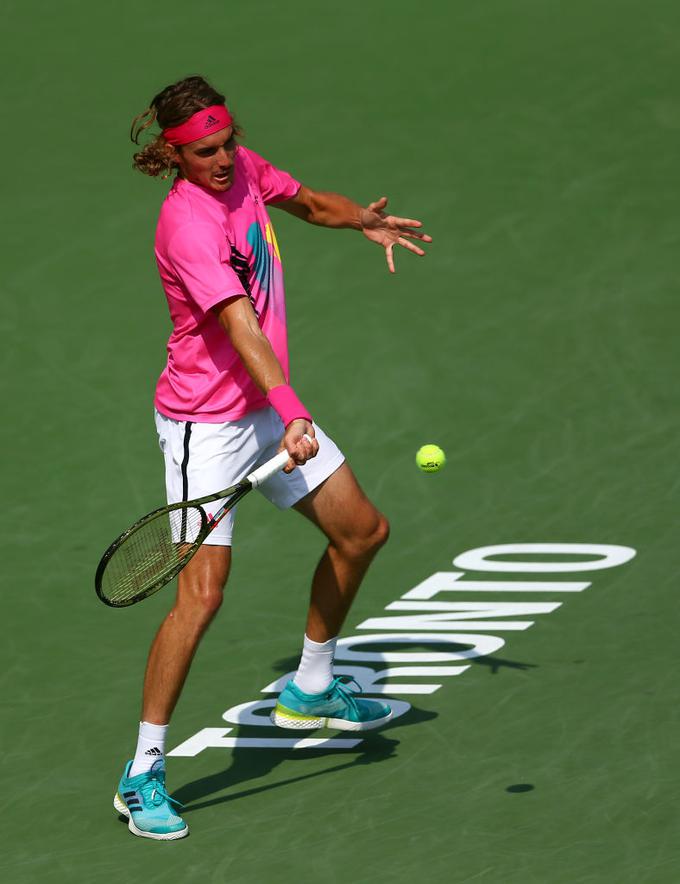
top-left (371, 513), bottom-right (390, 551)
top-left (338, 510), bottom-right (390, 561)
top-left (194, 586), bottom-right (225, 620)
top-left (175, 546), bottom-right (230, 625)
top-left (176, 569), bottom-right (229, 627)
top-left (175, 580), bottom-right (224, 624)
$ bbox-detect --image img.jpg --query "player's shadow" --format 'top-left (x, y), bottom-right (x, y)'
top-left (175, 656), bottom-right (436, 814)
top-left (175, 649), bottom-right (533, 813)
top-left (267, 651), bottom-right (536, 680)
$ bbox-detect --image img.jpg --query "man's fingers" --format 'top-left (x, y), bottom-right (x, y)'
top-left (291, 442), bottom-right (308, 464)
top-left (386, 243), bottom-right (396, 273)
top-left (285, 432), bottom-right (319, 469)
top-left (297, 435), bottom-right (316, 462)
top-left (367, 196), bottom-right (388, 213)
top-left (398, 237), bottom-right (426, 256)
top-left (399, 230), bottom-right (433, 242)
top-left (390, 216), bottom-right (422, 228)
top-left (286, 448), bottom-right (306, 468)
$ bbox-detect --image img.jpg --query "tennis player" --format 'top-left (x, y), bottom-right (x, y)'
top-left (114, 75), bottom-right (431, 840)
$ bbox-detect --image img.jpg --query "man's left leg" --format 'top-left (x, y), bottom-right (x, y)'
top-left (272, 462), bottom-right (393, 731)
top-left (293, 462), bottom-right (389, 641)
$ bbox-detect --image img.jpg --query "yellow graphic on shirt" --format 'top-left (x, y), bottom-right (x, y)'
top-left (265, 223), bottom-right (281, 262)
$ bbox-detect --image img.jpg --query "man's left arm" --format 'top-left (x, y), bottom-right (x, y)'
top-left (274, 186), bottom-right (432, 274)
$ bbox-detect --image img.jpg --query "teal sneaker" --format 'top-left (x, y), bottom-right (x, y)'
top-left (113, 759), bottom-right (188, 841)
top-left (271, 676), bottom-right (393, 731)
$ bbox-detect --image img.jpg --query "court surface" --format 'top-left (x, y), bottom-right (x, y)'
top-left (2, 1), bottom-right (678, 881)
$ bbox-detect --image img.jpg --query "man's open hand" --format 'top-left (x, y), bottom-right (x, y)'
top-left (360, 196), bottom-right (432, 273)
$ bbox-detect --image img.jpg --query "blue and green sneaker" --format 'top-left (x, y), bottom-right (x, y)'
top-left (271, 676), bottom-right (393, 731)
top-left (113, 759), bottom-right (188, 841)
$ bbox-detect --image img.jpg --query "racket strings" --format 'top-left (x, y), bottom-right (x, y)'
top-left (100, 506), bottom-right (204, 605)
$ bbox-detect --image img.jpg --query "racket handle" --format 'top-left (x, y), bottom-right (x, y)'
top-left (246, 435), bottom-right (314, 488)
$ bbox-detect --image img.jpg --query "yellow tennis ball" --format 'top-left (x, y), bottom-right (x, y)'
top-left (416, 444), bottom-right (446, 473)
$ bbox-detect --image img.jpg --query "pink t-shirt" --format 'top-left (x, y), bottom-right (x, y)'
top-left (154, 145), bottom-right (300, 422)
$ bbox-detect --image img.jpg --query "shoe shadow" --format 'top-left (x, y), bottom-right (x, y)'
top-left (175, 704), bottom-right (437, 814)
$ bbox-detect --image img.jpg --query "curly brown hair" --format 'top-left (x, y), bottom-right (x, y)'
top-left (130, 76), bottom-right (241, 178)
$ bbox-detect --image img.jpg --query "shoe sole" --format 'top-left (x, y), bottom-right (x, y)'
top-left (113, 792), bottom-right (189, 841)
top-left (270, 707), bottom-right (393, 731)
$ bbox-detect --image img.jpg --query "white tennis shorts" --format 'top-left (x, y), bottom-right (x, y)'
top-left (154, 406), bottom-right (345, 545)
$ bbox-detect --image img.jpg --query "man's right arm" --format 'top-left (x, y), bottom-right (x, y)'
top-left (213, 297), bottom-right (317, 470)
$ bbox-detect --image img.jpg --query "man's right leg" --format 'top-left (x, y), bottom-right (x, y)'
top-left (115, 544), bottom-right (230, 840)
top-left (140, 544), bottom-right (231, 725)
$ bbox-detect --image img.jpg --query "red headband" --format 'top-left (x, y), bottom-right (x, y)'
top-left (162, 105), bottom-right (233, 146)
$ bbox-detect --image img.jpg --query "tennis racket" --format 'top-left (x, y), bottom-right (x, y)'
top-left (95, 447), bottom-right (292, 608)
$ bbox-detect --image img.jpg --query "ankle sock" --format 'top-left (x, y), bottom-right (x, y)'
top-left (293, 634), bottom-right (337, 695)
top-left (129, 721), bottom-right (168, 777)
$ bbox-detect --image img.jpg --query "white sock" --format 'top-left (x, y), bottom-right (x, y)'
top-left (293, 634), bottom-right (337, 695)
top-left (129, 721), bottom-right (168, 777)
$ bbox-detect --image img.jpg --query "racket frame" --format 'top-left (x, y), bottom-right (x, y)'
top-left (95, 448), bottom-right (291, 608)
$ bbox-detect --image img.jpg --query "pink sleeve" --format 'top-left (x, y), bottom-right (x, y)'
top-left (166, 222), bottom-right (247, 313)
top-left (240, 146), bottom-right (301, 205)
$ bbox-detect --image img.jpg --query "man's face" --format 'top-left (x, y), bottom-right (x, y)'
top-left (172, 126), bottom-right (237, 192)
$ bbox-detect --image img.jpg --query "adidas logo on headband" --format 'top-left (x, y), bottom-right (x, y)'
top-left (163, 105), bottom-right (233, 145)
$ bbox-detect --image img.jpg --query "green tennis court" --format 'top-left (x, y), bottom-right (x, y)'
top-left (3, 1), bottom-right (678, 881)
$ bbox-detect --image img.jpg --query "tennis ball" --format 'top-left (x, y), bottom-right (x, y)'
top-left (416, 444), bottom-right (446, 473)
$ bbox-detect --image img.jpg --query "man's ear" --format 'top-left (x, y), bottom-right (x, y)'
top-left (167, 144), bottom-right (181, 168)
